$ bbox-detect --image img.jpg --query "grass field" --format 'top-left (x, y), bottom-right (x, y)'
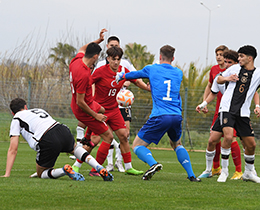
top-left (1, 142), bottom-right (260, 210)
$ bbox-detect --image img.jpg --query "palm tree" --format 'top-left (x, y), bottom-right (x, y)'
top-left (48, 43), bottom-right (77, 81)
top-left (124, 43), bottom-right (155, 70)
top-left (177, 62), bottom-right (212, 135)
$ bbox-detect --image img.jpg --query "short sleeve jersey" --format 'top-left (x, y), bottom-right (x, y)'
top-left (69, 53), bottom-right (94, 117)
top-left (209, 65), bottom-right (226, 124)
top-left (125, 63), bottom-right (183, 118)
top-left (92, 64), bottom-right (136, 110)
top-left (9, 109), bottom-right (56, 151)
top-left (219, 64), bottom-right (260, 117)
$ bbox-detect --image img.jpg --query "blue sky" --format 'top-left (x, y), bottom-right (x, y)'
top-left (1, 0), bottom-right (260, 68)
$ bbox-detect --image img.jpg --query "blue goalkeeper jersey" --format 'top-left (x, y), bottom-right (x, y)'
top-left (125, 63), bottom-right (183, 118)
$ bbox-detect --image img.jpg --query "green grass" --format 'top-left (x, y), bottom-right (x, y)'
top-left (1, 142), bottom-right (260, 209)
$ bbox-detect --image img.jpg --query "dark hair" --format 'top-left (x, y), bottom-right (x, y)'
top-left (84, 42), bottom-right (102, 58)
top-left (106, 46), bottom-right (123, 59)
top-left (160, 45), bottom-right (175, 61)
top-left (238, 45), bottom-right (257, 59)
top-left (107, 36), bottom-right (120, 44)
top-left (215, 45), bottom-right (228, 54)
top-left (223, 50), bottom-right (238, 63)
top-left (10, 98), bottom-right (26, 114)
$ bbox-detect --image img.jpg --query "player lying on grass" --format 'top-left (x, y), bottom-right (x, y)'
top-left (116, 45), bottom-right (201, 182)
top-left (1, 98), bottom-right (113, 181)
top-left (196, 50), bottom-right (259, 180)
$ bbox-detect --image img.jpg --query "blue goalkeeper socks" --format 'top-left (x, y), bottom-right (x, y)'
top-left (133, 145), bottom-right (157, 167)
top-left (175, 145), bottom-right (195, 178)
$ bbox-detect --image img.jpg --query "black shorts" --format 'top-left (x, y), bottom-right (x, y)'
top-left (212, 112), bottom-right (254, 137)
top-left (120, 107), bottom-right (131, 122)
top-left (36, 124), bottom-right (75, 168)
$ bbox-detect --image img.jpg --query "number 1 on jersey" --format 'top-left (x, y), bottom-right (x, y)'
top-left (163, 80), bottom-right (172, 101)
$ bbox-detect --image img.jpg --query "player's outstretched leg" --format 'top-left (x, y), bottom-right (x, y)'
top-left (74, 145), bottom-right (114, 181)
top-left (63, 164), bottom-right (85, 181)
top-left (96, 166), bottom-right (114, 181)
top-left (142, 163), bottom-right (163, 180)
top-left (133, 145), bottom-right (160, 179)
top-left (175, 145), bottom-right (201, 182)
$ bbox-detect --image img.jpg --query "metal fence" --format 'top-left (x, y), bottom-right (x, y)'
top-left (1, 79), bottom-right (260, 149)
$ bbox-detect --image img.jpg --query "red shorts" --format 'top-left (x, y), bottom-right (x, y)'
top-left (74, 101), bottom-right (109, 135)
top-left (93, 108), bottom-right (126, 135)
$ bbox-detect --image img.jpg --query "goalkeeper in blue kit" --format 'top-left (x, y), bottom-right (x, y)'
top-left (116, 45), bottom-right (201, 181)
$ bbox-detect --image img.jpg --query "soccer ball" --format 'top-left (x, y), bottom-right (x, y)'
top-left (116, 89), bottom-right (134, 107)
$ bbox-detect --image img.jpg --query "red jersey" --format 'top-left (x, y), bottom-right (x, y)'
top-left (209, 65), bottom-right (226, 126)
top-left (92, 64), bottom-right (137, 110)
top-left (69, 53), bottom-right (94, 118)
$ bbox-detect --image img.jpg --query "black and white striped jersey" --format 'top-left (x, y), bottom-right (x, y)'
top-left (9, 108), bottom-right (56, 151)
top-left (218, 64), bottom-right (260, 117)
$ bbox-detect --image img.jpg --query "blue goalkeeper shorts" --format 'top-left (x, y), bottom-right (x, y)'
top-left (137, 115), bottom-right (182, 145)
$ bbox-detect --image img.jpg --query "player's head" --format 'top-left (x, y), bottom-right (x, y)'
top-left (107, 36), bottom-right (120, 49)
top-left (215, 45), bottom-right (228, 66)
top-left (238, 45), bottom-right (257, 68)
top-left (107, 46), bottom-right (123, 59)
top-left (159, 45), bottom-right (175, 63)
top-left (84, 42), bottom-right (102, 59)
top-left (107, 46), bottom-right (123, 71)
top-left (223, 50), bottom-right (238, 69)
top-left (10, 98), bottom-right (27, 114)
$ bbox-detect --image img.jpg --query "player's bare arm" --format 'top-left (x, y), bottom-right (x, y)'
top-left (196, 92), bottom-right (217, 113)
top-left (76, 93), bottom-right (107, 122)
top-left (133, 79), bottom-right (151, 91)
top-left (217, 74), bottom-right (239, 84)
top-left (1, 136), bottom-right (19, 177)
top-left (78, 28), bottom-right (107, 54)
top-left (254, 92), bottom-right (260, 118)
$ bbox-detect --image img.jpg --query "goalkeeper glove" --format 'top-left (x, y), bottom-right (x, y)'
top-left (116, 67), bottom-right (126, 84)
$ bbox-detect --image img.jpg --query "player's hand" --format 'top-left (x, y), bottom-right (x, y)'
top-left (95, 113), bottom-right (107, 122)
top-left (227, 74), bottom-right (239, 82)
top-left (196, 105), bottom-right (201, 113)
top-left (99, 28), bottom-right (108, 41)
top-left (202, 106), bottom-right (209, 114)
top-left (254, 107), bottom-right (260, 118)
top-left (116, 67), bottom-right (126, 83)
top-left (146, 82), bottom-right (151, 91)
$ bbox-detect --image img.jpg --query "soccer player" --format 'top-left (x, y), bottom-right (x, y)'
top-left (69, 29), bottom-right (117, 177)
top-left (214, 45), bottom-right (260, 183)
top-left (1, 98), bottom-right (113, 181)
top-left (74, 35), bottom-right (140, 173)
top-left (197, 50), bottom-right (259, 180)
top-left (201, 45), bottom-right (229, 176)
top-left (72, 46), bottom-right (150, 176)
top-left (116, 45), bottom-right (201, 181)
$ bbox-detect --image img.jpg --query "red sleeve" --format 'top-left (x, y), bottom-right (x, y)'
top-left (91, 67), bottom-right (102, 84)
top-left (209, 68), bottom-right (214, 84)
top-left (124, 67), bottom-right (137, 83)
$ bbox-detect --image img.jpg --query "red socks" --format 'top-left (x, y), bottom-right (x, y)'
top-left (90, 141), bottom-right (111, 172)
top-left (213, 141), bottom-right (221, 169)
top-left (231, 141), bottom-right (242, 172)
top-left (122, 152), bottom-right (131, 163)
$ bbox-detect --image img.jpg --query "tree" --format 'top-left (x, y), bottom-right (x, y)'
top-left (48, 43), bottom-right (77, 81)
top-left (124, 43), bottom-right (155, 70)
top-left (178, 62), bottom-right (212, 133)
